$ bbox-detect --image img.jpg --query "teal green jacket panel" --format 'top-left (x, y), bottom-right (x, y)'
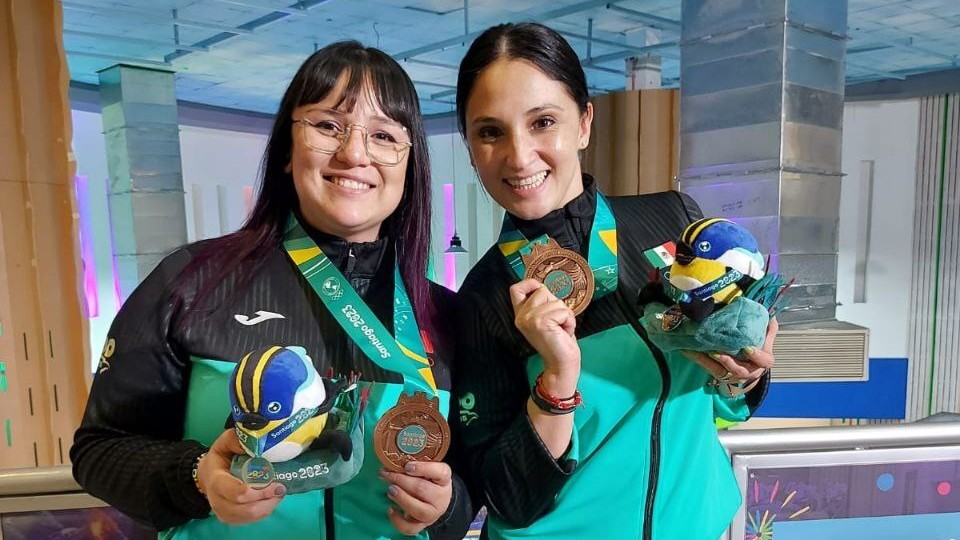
top-left (487, 326), bottom-right (743, 539)
top-left (164, 357), bottom-right (450, 540)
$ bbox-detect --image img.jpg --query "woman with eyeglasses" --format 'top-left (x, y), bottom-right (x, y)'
top-left (71, 41), bottom-right (473, 539)
top-left (453, 23), bottom-right (777, 538)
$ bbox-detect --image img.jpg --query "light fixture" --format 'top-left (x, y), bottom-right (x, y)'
top-left (444, 231), bottom-right (468, 254)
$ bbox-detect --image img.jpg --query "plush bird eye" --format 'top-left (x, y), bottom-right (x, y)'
top-left (267, 401), bottom-right (282, 414)
top-left (698, 241), bottom-right (712, 252)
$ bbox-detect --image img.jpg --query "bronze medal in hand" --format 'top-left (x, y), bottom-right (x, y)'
top-left (374, 392), bottom-right (450, 472)
top-left (522, 238), bottom-right (595, 315)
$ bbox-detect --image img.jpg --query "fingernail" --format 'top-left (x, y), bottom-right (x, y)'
top-left (404, 462), bottom-right (416, 473)
top-left (708, 352), bottom-right (722, 361)
top-left (387, 485), bottom-right (398, 496)
top-left (378, 468), bottom-right (389, 479)
top-left (274, 484), bottom-right (286, 497)
top-left (743, 347), bottom-right (755, 356)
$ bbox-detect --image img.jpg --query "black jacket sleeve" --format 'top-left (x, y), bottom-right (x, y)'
top-left (424, 283), bottom-right (476, 540)
top-left (70, 248), bottom-right (211, 530)
top-left (453, 270), bottom-right (575, 528)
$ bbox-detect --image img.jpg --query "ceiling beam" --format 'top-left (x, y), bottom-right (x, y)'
top-left (846, 60), bottom-right (907, 80)
top-left (64, 30), bottom-right (209, 53)
top-left (605, 5), bottom-right (680, 30)
top-left (432, 89), bottom-right (457, 100)
top-left (165, 0), bottom-right (334, 63)
top-left (405, 58), bottom-right (460, 71)
top-left (412, 80), bottom-right (457, 90)
top-left (559, 29), bottom-right (631, 52)
top-left (172, 16), bottom-right (255, 35)
top-left (587, 41), bottom-right (678, 65)
top-left (65, 50), bottom-right (172, 68)
top-left (392, 0), bottom-right (634, 61)
top-left (208, 0), bottom-right (308, 16)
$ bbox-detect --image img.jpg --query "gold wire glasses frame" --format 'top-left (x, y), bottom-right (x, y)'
top-left (294, 118), bottom-right (413, 166)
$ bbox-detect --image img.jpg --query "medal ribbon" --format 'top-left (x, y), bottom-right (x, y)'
top-left (240, 404), bottom-right (321, 456)
top-left (282, 214), bottom-right (437, 398)
top-left (662, 268), bottom-right (745, 305)
top-left (497, 191), bottom-right (618, 298)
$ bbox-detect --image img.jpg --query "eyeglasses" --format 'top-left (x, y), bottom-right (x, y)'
top-left (294, 117), bottom-right (412, 166)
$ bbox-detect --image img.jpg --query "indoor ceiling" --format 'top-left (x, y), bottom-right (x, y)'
top-left (61, 0), bottom-right (960, 117)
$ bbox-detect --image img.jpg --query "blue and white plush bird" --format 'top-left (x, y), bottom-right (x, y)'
top-left (228, 346), bottom-right (348, 462)
top-left (667, 218), bottom-right (767, 322)
top-left (639, 217), bottom-right (791, 356)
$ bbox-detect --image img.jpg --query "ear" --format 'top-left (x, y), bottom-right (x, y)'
top-left (465, 144), bottom-right (476, 169)
top-left (578, 102), bottom-right (594, 150)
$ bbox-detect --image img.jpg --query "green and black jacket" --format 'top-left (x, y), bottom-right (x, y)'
top-left (71, 227), bottom-right (473, 540)
top-left (454, 175), bottom-right (769, 539)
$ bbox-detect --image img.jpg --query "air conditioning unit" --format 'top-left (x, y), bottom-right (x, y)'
top-left (771, 320), bottom-right (869, 381)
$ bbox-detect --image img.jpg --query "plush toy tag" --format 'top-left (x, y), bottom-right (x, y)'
top-left (643, 242), bottom-right (676, 269)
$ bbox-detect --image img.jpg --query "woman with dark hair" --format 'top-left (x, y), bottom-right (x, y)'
top-left (71, 41), bottom-right (472, 539)
top-left (453, 23), bottom-right (777, 538)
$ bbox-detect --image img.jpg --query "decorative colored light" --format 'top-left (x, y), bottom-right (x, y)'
top-left (74, 175), bottom-right (99, 317)
top-left (876, 472), bottom-right (895, 492)
top-left (443, 183), bottom-right (457, 290)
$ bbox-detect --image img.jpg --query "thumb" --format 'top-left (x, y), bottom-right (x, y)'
top-left (509, 279), bottom-right (543, 309)
top-left (211, 429), bottom-right (247, 458)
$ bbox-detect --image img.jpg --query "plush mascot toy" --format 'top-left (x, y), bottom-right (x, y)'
top-left (639, 218), bottom-right (790, 355)
top-left (228, 346), bottom-right (351, 463)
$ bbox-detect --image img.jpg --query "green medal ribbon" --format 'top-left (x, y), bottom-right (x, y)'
top-left (239, 404), bottom-right (321, 456)
top-left (282, 215), bottom-right (437, 397)
top-left (497, 191), bottom-right (619, 298)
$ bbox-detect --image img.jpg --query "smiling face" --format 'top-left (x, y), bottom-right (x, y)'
top-left (464, 58), bottom-right (593, 221)
top-left (289, 73), bottom-right (410, 242)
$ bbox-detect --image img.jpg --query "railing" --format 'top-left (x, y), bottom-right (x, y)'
top-left (2, 420), bottom-right (959, 540)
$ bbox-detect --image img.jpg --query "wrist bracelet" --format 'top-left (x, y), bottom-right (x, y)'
top-left (192, 451), bottom-right (208, 497)
top-left (530, 373), bottom-right (582, 415)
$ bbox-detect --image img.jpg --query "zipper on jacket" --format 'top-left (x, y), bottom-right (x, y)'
top-left (325, 488), bottom-right (335, 540)
top-left (345, 247), bottom-right (357, 275)
top-left (614, 291), bottom-right (671, 540)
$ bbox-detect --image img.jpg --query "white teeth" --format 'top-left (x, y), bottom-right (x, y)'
top-left (330, 177), bottom-right (372, 191)
top-left (506, 171), bottom-right (548, 190)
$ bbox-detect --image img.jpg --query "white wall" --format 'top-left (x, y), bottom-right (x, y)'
top-left (427, 131), bottom-right (501, 290)
top-left (836, 99), bottom-right (921, 359)
top-left (179, 125), bottom-right (266, 241)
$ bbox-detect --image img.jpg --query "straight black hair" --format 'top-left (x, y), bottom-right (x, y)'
top-left (456, 22), bottom-right (590, 137)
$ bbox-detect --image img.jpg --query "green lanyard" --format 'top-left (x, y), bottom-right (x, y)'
top-left (497, 191), bottom-right (618, 298)
top-left (282, 215), bottom-right (436, 397)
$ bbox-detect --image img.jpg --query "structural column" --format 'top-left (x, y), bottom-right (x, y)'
top-left (98, 65), bottom-right (187, 299)
top-left (679, 0), bottom-right (848, 324)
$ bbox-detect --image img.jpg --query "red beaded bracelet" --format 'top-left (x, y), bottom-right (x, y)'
top-left (531, 373), bottom-right (582, 415)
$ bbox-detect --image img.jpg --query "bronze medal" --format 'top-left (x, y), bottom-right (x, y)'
top-left (660, 304), bottom-right (685, 332)
top-left (522, 238), bottom-right (595, 315)
top-left (373, 392), bottom-right (450, 472)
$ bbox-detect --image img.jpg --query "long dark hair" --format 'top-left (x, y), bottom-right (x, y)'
top-left (180, 41), bottom-right (433, 328)
top-left (456, 22), bottom-right (590, 137)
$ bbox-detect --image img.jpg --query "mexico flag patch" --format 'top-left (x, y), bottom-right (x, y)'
top-left (643, 241), bottom-right (676, 269)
